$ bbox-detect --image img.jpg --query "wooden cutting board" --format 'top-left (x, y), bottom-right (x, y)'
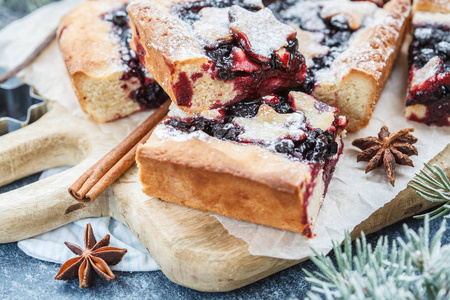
top-left (0, 101), bottom-right (448, 292)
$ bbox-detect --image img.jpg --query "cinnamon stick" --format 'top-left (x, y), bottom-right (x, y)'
top-left (0, 28), bottom-right (56, 84)
top-left (69, 100), bottom-right (170, 204)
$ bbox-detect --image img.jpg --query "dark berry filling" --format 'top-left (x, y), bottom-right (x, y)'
top-left (166, 95), bottom-right (342, 163)
top-left (168, 2), bottom-right (308, 108)
top-left (173, 72), bottom-right (194, 107)
top-left (407, 98), bottom-right (450, 126)
top-left (407, 23), bottom-right (450, 126)
top-left (205, 38), bottom-right (303, 81)
top-left (409, 24), bottom-right (450, 71)
top-left (266, 0), bottom-right (381, 93)
top-left (171, 0), bottom-right (261, 24)
top-left (102, 6), bottom-right (168, 109)
top-left (201, 37), bottom-right (307, 108)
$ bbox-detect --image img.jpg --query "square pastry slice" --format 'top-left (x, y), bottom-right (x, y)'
top-left (267, 0), bottom-right (411, 131)
top-left (58, 0), bottom-right (168, 122)
top-left (405, 3), bottom-right (450, 126)
top-left (127, 1), bottom-right (307, 113)
top-left (136, 92), bottom-right (347, 236)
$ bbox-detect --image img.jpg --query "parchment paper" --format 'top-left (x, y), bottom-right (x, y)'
top-left (0, 0), bottom-right (448, 260)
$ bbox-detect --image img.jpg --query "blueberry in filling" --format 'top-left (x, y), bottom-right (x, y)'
top-left (166, 95), bottom-right (341, 163)
top-left (266, 0), bottom-right (381, 93)
top-left (102, 6), bottom-right (168, 108)
top-left (205, 38), bottom-right (304, 82)
top-left (406, 23), bottom-right (450, 126)
top-left (409, 24), bottom-right (450, 71)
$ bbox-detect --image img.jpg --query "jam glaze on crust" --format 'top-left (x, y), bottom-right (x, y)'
top-left (102, 6), bottom-right (168, 109)
top-left (406, 19), bottom-right (450, 126)
top-left (137, 92), bottom-right (347, 236)
top-left (127, 1), bottom-right (307, 114)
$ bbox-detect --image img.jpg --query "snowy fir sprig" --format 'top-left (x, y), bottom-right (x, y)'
top-left (410, 164), bottom-right (450, 220)
top-left (304, 215), bottom-right (449, 299)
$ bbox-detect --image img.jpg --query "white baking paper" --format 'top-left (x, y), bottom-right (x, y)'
top-left (0, 1), bottom-right (449, 260)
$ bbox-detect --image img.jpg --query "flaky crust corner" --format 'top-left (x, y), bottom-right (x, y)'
top-left (313, 0), bottom-right (411, 131)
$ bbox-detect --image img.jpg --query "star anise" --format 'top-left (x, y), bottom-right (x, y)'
top-left (352, 126), bottom-right (418, 186)
top-left (54, 223), bottom-right (127, 288)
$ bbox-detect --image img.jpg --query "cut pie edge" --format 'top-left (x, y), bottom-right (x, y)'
top-left (136, 92), bottom-right (346, 236)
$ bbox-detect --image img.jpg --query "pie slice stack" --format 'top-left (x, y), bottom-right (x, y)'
top-left (126, 0), bottom-right (415, 235)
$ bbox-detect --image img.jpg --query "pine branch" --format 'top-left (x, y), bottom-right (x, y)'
top-left (409, 164), bottom-right (450, 220)
top-left (304, 216), bottom-right (450, 299)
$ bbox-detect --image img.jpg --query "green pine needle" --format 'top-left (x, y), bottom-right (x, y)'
top-left (304, 216), bottom-right (450, 299)
top-left (409, 164), bottom-right (450, 220)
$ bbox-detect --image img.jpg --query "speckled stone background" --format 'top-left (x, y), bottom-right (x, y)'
top-left (0, 1), bottom-right (449, 299)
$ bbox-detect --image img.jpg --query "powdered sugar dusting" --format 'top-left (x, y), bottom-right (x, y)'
top-left (168, 103), bottom-right (223, 120)
top-left (229, 6), bottom-right (295, 59)
top-left (153, 123), bottom-right (211, 143)
top-left (269, 0), bottom-right (402, 86)
top-left (241, 0), bottom-right (263, 8)
top-left (414, 11), bottom-right (450, 25)
top-left (294, 26), bottom-right (329, 66)
top-left (411, 56), bottom-right (442, 88)
top-left (320, 0), bottom-right (378, 30)
top-left (291, 91), bottom-right (336, 130)
top-left (193, 7), bottom-right (232, 47)
top-left (278, 1), bottom-right (326, 32)
top-left (96, 35), bottom-right (126, 73)
top-left (233, 104), bottom-right (306, 144)
top-left (136, 7), bottom-right (206, 61)
top-left (314, 1), bottom-right (405, 84)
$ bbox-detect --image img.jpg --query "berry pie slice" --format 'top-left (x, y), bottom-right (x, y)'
top-left (136, 92), bottom-right (347, 236)
top-left (58, 0), bottom-right (168, 123)
top-left (405, 1), bottom-right (450, 126)
top-left (267, 0), bottom-right (411, 131)
top-left (127, 0), bottom-right (307, 114)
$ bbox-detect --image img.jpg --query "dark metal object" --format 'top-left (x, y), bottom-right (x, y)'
top-left (0, 69), bottom-right (47, 135)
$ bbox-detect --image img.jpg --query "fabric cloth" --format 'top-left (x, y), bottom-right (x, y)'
top-left (17, 168), bottom-right (159, 272)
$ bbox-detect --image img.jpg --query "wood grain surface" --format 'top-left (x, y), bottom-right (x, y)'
top-left (0, 102), bottom-right (448, 292)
